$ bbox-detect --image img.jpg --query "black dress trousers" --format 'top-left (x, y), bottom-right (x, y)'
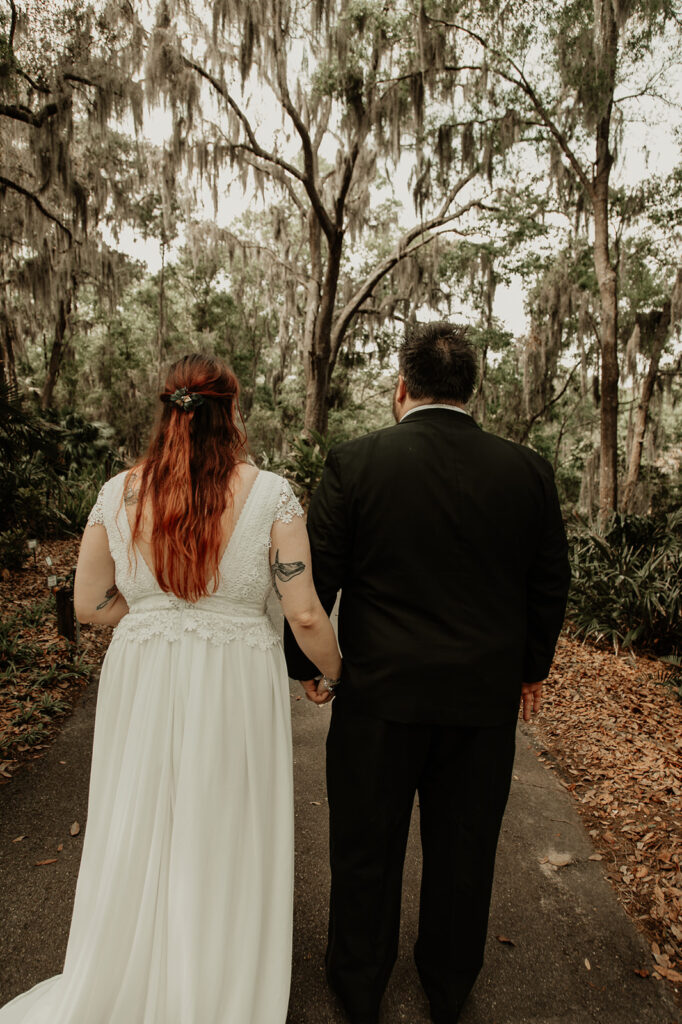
top-left (325, 701), bottom-right (517, 1023)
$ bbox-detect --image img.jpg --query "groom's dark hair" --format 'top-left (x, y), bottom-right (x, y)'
top-left (399, 322), bottom-right (477, 403)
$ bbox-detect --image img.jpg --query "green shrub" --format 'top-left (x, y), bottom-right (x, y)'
top-left (568, 509), bottom-right (682, 656)
top-left (0, 527), bottom-right (29, 571)
top-left (657, 655), bottom-right (682, 702)
top-left (284, 430), bottom-right (332, 505)
top-left (0, 383), bottom-right (121, 538)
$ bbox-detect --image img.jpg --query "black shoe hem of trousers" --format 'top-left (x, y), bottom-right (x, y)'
top-left (326, 978), bottom-right (380, 1024)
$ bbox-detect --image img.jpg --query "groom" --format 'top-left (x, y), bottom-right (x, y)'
top-left (284, 322), bottom-right (571, 1024)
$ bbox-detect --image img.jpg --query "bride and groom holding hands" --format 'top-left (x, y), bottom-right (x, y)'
top-left (0, 321), bottom-right (570, 1024)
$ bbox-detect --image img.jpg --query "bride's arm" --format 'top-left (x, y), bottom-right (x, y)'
top-left (270, 514), bottom-right (342, 684)
top-left (74, 524), bottom-right (129, 626)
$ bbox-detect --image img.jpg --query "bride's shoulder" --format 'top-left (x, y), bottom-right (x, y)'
top-left (87, 468), bottom-right (133, 527)
top-left (255, 469), bottom-right (297, 497)
top-left (92, 467), bottom-right (143, 517)
top-left (260, 471), bottom-right (305, 523)
top-left (108, 466), bottom-right (141, 500)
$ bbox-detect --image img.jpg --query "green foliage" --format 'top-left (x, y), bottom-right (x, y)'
top-left (0, 382), bottom-right (120, 538)
top-left (0, 528), bottom-right (29, 571)
top-left (0, 615), bottom-right (39, 675)
top-left (657, 655), bottom-right (682, 702)
top-left (568, 510), bottom-right (682, 656)
top-left (284, 431), bottom-right (334, 504)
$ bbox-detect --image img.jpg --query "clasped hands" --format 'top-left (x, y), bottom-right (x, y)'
top-left (299, 678), bottom-right (335, 705)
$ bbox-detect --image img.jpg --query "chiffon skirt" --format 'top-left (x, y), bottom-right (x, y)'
top-left (0, 633), bottom-right (294, 1024)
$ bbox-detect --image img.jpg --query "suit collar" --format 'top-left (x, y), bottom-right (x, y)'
top-left (398, 407), bottom-right (480, 428)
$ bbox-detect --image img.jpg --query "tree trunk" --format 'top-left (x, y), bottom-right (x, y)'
top-left (592, 158), bottom-right (618, 522)
top-left (303, 230), bottom-right (343, 435)
top-left (620, 306), bottom-right (669, 512)
top-left (303, 353), bottom-right (331, 435)
top-left (157, 238), bottom-right (166, 381)
top-left (0, 312), bottom-right (18, 387)
top-left (622, 268), bottom-right (682, 510)
top-left (41, 294), bottom-right (71, 410)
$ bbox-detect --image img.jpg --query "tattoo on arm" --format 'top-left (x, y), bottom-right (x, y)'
top-left (123, 471), bottom-right (139, 506)
top-left (270, 549), bottom-right (306, 600)
top-left (96, 584), bottom-right (119, 610)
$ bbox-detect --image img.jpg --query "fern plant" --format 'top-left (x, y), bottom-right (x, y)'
top-left (568, 509), bottom-right (682, 656)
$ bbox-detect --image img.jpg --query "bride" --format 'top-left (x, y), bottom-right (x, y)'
top-left (0, 353), bottom-right (342, 1023)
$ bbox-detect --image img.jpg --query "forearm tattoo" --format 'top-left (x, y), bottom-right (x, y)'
top-left (96, 584), bottom-right (119, 610)
top-left (270, 549), bottom-right (306, 600)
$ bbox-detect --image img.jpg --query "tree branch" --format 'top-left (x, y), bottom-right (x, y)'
top-left (182, 52), bottom-right (335, 236)
top-left (63, 71), bottom-right (101, 89)
top-left (335, 141), bottom-right (360, 229)
top-left (206, 120), bottom-right (308, 216)
top-left (0, 101), bottom-right (60, 127)
top-left (182, 56), bottom-right (309, 187)
top-left (519, 365), bottom-right (579, 443)
top-left (220, 230), bottom-right (308, 286)
top-left (0, 176), bottom-right (73, 241)
top-left (8, 0), bottom-right (16, 48)
top-left (271, 0), bottom-right (335, 240)
top-left (428, 14), bottom-right (592, 195)
top-left (330, 188), bottom-right (488, 364)
top-left (16, 67), bottom-right (50, 92)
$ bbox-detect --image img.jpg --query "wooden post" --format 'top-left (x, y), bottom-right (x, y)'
top-left (54, 569), bottom-right (78, 645)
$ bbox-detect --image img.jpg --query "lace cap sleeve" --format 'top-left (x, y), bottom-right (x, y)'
top-left (86, 482), bottom-right (107, 527)
top-left (274, 477), bottom-right (304, 524)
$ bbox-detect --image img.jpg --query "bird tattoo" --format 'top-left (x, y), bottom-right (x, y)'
top-left (270, 549), bottom-right (306, 599)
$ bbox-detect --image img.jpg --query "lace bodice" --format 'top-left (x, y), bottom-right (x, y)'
top-left (87, 470), bottom-right (304, 649)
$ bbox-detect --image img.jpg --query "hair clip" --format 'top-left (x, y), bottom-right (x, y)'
top-left (162, 387), bottom-right (205, 411)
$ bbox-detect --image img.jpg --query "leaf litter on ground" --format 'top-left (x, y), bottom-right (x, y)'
top-left (0, 539), bottom-right (109, 774)
top-left (528, 634), bottom-right (682, 986)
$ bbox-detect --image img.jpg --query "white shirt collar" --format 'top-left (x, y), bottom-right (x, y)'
top-left (400, 403), bottom-right (470, 421)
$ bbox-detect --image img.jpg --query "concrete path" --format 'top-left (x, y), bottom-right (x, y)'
top-left (0, 677), bottom-right (679, 1023)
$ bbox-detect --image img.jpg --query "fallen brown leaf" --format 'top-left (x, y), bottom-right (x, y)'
top-left (70, 821), bottom-right (80, 836)
top-left (655, 965), bottom-right (682, 983)
top-left (35, 858), bottom-right (58, 866)
top-left (496, 935), bottom-right (516, 946)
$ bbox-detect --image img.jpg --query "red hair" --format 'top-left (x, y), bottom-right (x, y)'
top-left (129, 354), bottom-right (248, 601)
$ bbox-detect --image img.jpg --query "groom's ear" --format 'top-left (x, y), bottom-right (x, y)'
top-left (396, 375), bottom-right (408, 403)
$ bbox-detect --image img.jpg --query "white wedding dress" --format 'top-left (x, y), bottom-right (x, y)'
top-left (1, 469), bottom-right (303, 1024)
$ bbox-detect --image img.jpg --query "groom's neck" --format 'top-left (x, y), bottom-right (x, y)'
top-left (398, 396), bottom-right (465, 421)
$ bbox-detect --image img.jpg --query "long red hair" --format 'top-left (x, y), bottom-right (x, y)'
top-left (129, 354), bottom-right (248, 601)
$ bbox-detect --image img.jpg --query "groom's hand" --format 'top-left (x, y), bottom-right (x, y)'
top-left (299, 679), bottom-right (333, 705)
top-left (520, 681), bottom-right (543, 722)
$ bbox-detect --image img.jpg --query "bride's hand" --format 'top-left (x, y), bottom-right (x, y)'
top-left (299, 679), bottom-right (333, 705)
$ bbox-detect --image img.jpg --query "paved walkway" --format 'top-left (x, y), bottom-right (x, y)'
top-left (0, 676), bottom-right (679, 1023)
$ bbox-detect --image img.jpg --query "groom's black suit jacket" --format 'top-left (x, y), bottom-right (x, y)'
top-left (284, 408), bottom-right (571, 726)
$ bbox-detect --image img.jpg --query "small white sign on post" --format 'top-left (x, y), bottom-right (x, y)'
top-left (47, 575), bottom-right (58, 589)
